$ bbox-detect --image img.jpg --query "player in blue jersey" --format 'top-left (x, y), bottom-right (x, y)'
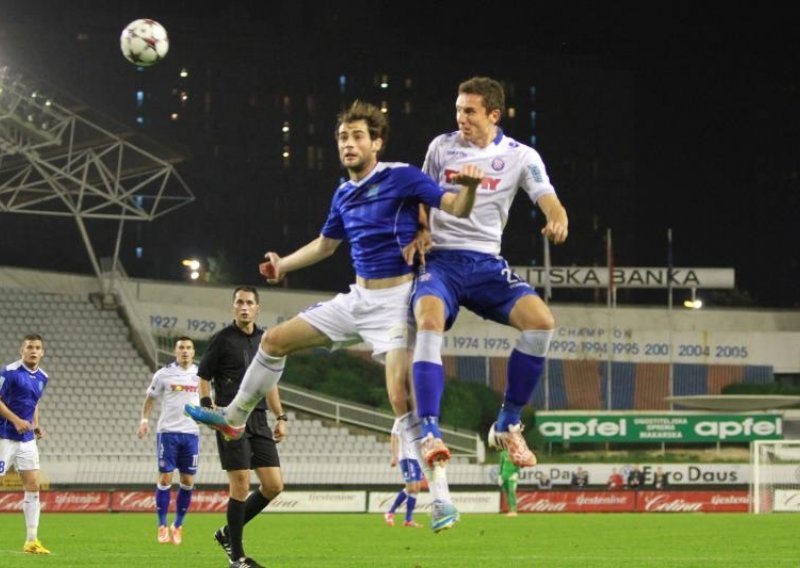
top-left (136, 337), bottom-right (200, 545)
top-left (186, 100), bottom-right (482, 532)
top-left (0, 334), bottom-right (51, 554)
top-left (410, 77), bottom-right (568, 473)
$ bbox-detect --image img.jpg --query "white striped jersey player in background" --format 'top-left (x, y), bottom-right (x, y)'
top-left (137, 336), bottom-right (200, 546)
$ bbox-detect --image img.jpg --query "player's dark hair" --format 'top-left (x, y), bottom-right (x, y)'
top-left (458, 76), bottom-right (506, 120)
top-left (175, 336), bottom-right (193, 345)
top-left (23, 333), bottom-right (43, 344)
top-left (335, 100), bottom-right (389, 155)
top-left (233, 285), bottom-right (259, 304)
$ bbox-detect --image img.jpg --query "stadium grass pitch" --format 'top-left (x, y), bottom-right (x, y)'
top-left (1, 511), bottom-right (798, 567)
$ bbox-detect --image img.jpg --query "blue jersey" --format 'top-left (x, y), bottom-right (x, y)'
top-left (320, 162), bottom-right (445, 280)
top-left (0, 360), bottom-right (48, 442)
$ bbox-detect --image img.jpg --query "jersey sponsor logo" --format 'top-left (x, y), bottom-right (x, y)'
top-left (528, 164), bottom-right (544, 183)
top-left (445, 149), bottom-right (469, 158)
top-left (444, 169), bottom-right (500, 191)
top-left (170, 384), bottom-right (199, 392)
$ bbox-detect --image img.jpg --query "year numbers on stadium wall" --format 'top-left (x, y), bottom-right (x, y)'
top-left (150, 315), bottom-right (177, 329)
top-left (442, 336), bottom-right (511, 350)
top-left (186, 319), bottom-right (217, 333)
top-left (714, 345), bottom-right (748, 358)
top-left (676, 344), bottom-right (748, 359)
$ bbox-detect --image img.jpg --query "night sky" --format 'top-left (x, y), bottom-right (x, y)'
top-left (0, 1), bottom-right (797, 308)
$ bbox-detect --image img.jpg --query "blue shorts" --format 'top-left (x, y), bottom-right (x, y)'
top-left (412, 250), bottom-right (536, 330)
top-left (400, 458), bottom-right (424, 483)
top-left (157, 432), bottom-right (199, 475)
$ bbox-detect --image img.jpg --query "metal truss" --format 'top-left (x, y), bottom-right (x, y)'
top-left (0, 65), bottom-right (194, 281)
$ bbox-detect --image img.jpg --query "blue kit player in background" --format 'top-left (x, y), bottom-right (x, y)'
top-left (410, 77), bottom-right (569, 502)
top-left (137, 336), bottom-right (200, 546)
top-left (186, 100), bottom-right (483, 533)
top-left (0, 334), bottom-right (51, 555)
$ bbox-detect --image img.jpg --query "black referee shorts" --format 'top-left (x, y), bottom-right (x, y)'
top-left (216, 410), bottom-right (281, 471)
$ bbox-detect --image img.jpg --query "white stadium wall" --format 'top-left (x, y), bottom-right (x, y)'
top-left (1, 265), bottom-right (799, 372)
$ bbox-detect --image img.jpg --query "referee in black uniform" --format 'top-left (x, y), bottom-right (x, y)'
top-left (198, 286), bottom-right (287, 568)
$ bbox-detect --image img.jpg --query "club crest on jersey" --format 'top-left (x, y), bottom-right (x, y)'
top-left (491, 158), bottom-right (505, 171)
top-left (366, 184), bottom-right (381, 197)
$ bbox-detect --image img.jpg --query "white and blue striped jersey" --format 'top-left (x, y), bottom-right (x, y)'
top-left (321, 162), bottom-right (446, 280)
top-left (0, 360), bottom-right (48, 442)
top-left (423, 129), bottom-right (557, 255)
top-left (146, 362), bottom-right (200, 435)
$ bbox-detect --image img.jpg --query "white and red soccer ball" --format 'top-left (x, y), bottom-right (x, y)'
top-left (120, 19), bottom-right (169, 67)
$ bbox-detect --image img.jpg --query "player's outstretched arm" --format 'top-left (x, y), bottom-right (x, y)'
top-left (439, 164), bottom-right (484, 218)
top-left (537, 194), bottom-right (569, 244)
top-left (259, 235), bottom-right (342, 284)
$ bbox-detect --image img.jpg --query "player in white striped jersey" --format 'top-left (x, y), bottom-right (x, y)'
top-left (384, 412), bottom-right (425, 528)
top-left (411, 77), bottom-right (568, 476)
top-left (137, 337), bottom-right (200, 545)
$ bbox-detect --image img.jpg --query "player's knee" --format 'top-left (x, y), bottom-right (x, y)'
top-left (516, 329), bottom-right (555, 357)
top-left (262, 481), bottom-right (283, 499)
top-left (415, 314), bottom-right (444, 332)
top-left (262, 328), bottom-right (289, 357)
top-left (414, 301), bottom-right (445, 332)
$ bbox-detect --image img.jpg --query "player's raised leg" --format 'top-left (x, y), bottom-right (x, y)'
top-left (488, 296), bottom-right (554, 467)
top-left (186, 317), bottom-right (328, 432)
top-left (412, 329), bottom-right (450, 465)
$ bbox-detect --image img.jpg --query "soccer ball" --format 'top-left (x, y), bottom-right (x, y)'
top-left (120, 19), bottom-right (169, 67)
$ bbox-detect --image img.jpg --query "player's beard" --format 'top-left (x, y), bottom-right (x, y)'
top-left (345, 157), bottom-right (369, 177)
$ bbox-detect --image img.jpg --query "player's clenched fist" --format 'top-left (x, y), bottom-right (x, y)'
top-left (259, 251), bottom-right (284, 284)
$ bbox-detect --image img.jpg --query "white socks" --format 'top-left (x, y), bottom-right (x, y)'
top-left (425, 462), bottom-right (452, 503)
top-left (226, 348), bottom-right (286, 426)
top-left (23, 491), bottom-right (40, 541)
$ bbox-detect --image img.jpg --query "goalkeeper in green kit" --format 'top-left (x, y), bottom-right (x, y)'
top-left (498, 449), bottom-right (521, 516)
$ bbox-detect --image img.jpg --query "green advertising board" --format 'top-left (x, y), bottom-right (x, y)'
top-left (536, 413), bottom-right (783, 443)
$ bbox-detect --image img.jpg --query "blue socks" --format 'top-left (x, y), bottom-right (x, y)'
top-left (413, 362), bottom-right (445, 437)
top-left (497, 349), bottom-right (545, 431)
top-left (174, 485), bottom-right (193, 527)
top-left (155, 485), bottom-right (171, 526)
top-left (389, 489), bottom-right (407, 513)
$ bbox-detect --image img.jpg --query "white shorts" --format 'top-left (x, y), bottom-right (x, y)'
top-left (298, 281), bottom-right (412, 363)
top-left (0, 438), bottom-right (40, 475)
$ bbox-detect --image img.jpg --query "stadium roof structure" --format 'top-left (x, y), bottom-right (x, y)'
top-left (0, 64), bottom-right (194, 281)
top-left (666, 395), bottom-right (800, 412)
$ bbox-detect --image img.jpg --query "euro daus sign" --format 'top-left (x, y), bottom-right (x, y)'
top-left (536, 413), bottom-right (782, 443)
